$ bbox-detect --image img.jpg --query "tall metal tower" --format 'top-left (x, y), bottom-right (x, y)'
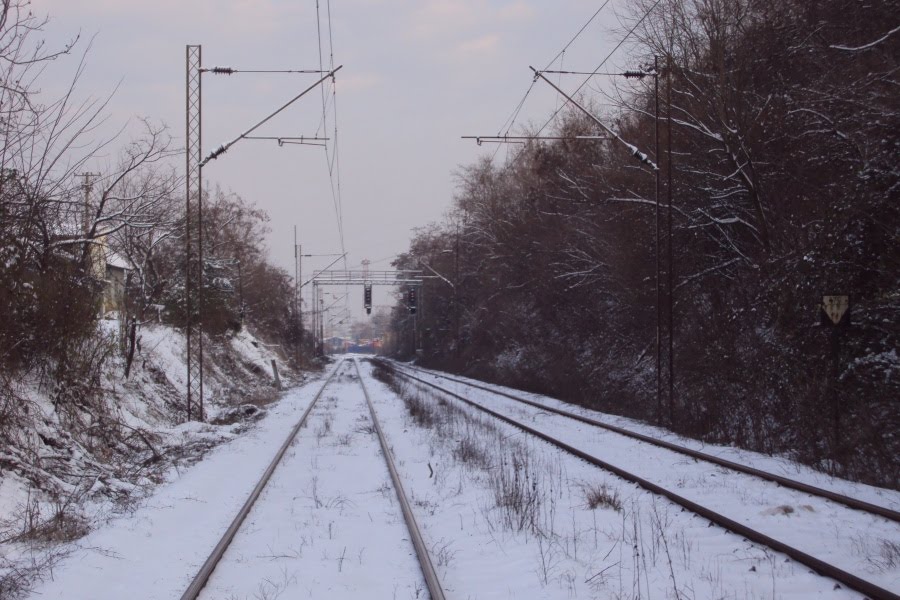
top-left (185, 45), bottom-right (203, 421)
top-left (183, 44), bottom-right (339, 418)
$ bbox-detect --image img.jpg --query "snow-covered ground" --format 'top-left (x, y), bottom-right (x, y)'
top-left (196, 362), bottom-right (426, 599)
top-left (365, 360), bottom-right (898, 599)
top-left (393, 363), bottom-right (900, 593)
top-left (23, 363), bottom-right (339, 600)
top-left (0, 321), bottom-right (293, 597)
top-left (400, 364), bottom-right (900, 511)
top-left (18, 355), bottom-right (900, 599)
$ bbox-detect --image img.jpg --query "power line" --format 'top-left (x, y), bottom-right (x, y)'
top-left (544, 1), bottom-right (613, 69)
top-left (200, 67), bottom-right (329, 74)
top-left (315, 0), bottom-right (328, 139)
top-left (534, 0), bottom-right (663, 137)
top-left (330, 22), bottom-right (346, 263)
top-left (305, 0), bottom-right (346, 264)
top-left (322, 0), bottom-right (346, 263)
top-left (490, 0), bottom-right (614, 161)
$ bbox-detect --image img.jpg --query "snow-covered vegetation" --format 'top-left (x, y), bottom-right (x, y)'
top-left (0, 2), bottom-right (310, 595)
top-left (387, 0), bottom-right (899, 488)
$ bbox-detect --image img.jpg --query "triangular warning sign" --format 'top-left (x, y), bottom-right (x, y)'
top-left (822, 295), bottom-right (849, 326)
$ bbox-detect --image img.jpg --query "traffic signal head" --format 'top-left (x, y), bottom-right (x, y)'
top-left (407, 287), bottom-right (417, 314)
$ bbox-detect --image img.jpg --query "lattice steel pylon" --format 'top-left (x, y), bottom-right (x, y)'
top-left (185, 45), bottom-right (203, 421)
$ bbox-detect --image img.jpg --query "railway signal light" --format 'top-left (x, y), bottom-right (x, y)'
top-left (408, 287), bottom-right (417, 314)
top-left (364, 284), bottom-right (372, 315)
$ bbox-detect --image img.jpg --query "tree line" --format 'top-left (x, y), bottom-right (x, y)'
top-left (387, 0), bottom-right (899, 487)
top-left (0, 2), bottom-right (304, 423)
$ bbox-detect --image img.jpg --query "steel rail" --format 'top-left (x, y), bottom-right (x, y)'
top-left (180, 360), bottom-right (346, 600)
top-left (387, 364), bottom-right (899, 600)
top-left (396, 363), bottom-right (900, 524)
top-left (353, 359), bottom-right (447, 600)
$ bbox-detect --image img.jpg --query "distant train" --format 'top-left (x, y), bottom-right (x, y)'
top-left (324, 336), bottom-right (383, 355)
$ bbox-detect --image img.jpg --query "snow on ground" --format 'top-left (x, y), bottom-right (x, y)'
top-left (405, 364), bottom-right (900, 512)
top-left (394, 362), bottom-right (900, 593)
top-left (360, 359), bottom-right (874, 599)
top-left (197, 361), bottom-right (426, 599)
top-left (17, 355), bottom-right (899, 599)
top-left (22, 363), bottom-right (339, 600)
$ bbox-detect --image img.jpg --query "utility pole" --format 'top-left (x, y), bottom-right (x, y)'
top-left (455, 222), bottom-right (461, 360)
top-left (78, 172), bottom-right (100, 235)
top-left (518, 65), bottom-right (663, 422)
top-left (237, 259), bottom-right (244, 324)
top-left (318, 289), bottom-right (324, 356)
top-left (654, 56), bottom-right (662, 426)
top-left (666, 53), bottom-right (675, 426)
top-left (311, 282), bottom-right (318, 356)
top-left (184, 45), bottom-right (339, 421)
top-left (297, 250), bottom-right (345, 354)
top-left (78, 172), bottom-right (101, 275)
top-left (294, 226), bottom-right (303, 362)
top-left (185, 44), bottom-right (203, 423)
top-left (294, 226), bottom-right (300, 314)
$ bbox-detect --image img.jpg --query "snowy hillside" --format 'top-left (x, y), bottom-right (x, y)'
top-left (0, 321), bottom-right (295, 596)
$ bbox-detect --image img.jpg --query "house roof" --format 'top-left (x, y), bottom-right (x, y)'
top-left (105, 247), bottom-right (133, 270)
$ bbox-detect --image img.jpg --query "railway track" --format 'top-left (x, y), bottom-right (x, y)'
top-left (392, 362), bottom-right (900, 523)
top-left (384, 360), bottom-right (900, 600)
top-left (180, 359), bottom-right (445, 600)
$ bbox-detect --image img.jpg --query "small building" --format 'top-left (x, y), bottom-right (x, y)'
top-left (100, 246), bottom-right (131, 317)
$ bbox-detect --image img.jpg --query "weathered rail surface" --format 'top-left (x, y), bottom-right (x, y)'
top-left (181, 359), bottom-right (445, 600)
top-left (180, 360), bottom-right (346, 600)
top-left (353, 358), bottom-right (446, 600)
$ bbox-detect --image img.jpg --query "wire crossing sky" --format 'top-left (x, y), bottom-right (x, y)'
top-left (34, 0), bottom-right (632, 321)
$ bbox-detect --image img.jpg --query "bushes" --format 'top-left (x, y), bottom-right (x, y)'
top-left (388, 0), bottom-right (899, 487)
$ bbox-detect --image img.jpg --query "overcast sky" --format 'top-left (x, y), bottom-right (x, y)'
top-left (34, 0), bottom-right (629, 329)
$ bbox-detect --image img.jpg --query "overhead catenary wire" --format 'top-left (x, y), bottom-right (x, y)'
top-left (488, 0), bottom-right (615, 163)
top-left (315, 0), bottom-right (328, 139)
top-left (531, 67), bottom-right (658, 170)
top-left (199, 66), bottom-right (342, 167)
top-left (302, 0), bottom-right (346, 275)
top-left (244, 135), bottom-right (329, 147)
top-left (533, 0), bottom-right (663, 137)
top-left (319, 0), bottom-right (346, 264)
top-left (541, 69), bottom-right (655, 77)
top-left (462, 135), bottom-right (611, 146)
top-left (201, 67), bottom-right (330, 74)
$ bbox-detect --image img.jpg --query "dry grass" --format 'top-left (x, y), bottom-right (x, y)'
top-left (582, 483), bottom-right (623, 512)
top-left (452, 435), bottom-right (491, 469)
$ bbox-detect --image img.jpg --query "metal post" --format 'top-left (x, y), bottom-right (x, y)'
top-left (666, 53), bottom-right (675, 425)
top-left (78, 171), bottom-right (100, 273)
top-left (454, 222), bottom-right (461, 359)
top-left (319, 289), bottom-right (324, 356)
top-left (294, 228), bottom-right (303, 361)
top-left (185, 45), bottom-right (203, 422)
top-left (831, 327), bottom-right (841, 449)
top-left (654, 56), bottom-right (661, 426)
top-left (312, 282), bottom-right (318, 356)
top-left (237, 260), bottom-right (244, 324)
